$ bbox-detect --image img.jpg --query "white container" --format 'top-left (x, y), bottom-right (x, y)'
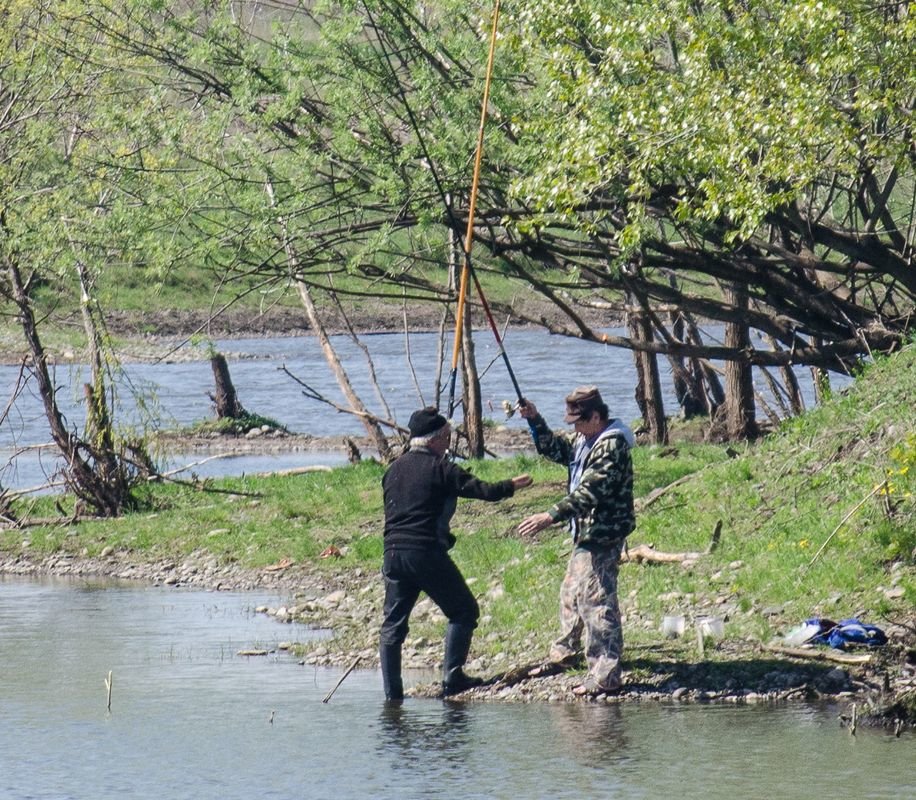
top-left (662, 615), bottom-right (686, 638)
top-left (696, 616), bottom-right (725, 640)
top-left (783, 622), bottom-right (821, 647)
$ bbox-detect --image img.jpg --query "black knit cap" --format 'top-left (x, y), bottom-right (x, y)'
top-left (408, 406), bottom-right (448, 438)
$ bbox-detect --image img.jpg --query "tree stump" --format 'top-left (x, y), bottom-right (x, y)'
top-left (210, 353), bottom-right (245, 419)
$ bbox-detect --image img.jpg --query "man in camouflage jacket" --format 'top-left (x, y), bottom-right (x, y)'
top-left (518, 386), bottom-right (635, 695)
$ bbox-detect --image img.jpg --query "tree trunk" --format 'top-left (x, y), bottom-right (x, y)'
top-left (781, 364), bottom-right (804, 416)
top-left (7, 259), bottom-right (124, 515)
top-left (680, 314), bottom-right (726, 413)
top-left (296, 280), bottom-right (393, 462)
top-left (667, 277), bottom-right (707, 418)
top-left (765, 334), bottom-right (804, 415)
top-left (76, 260), bottom-right (123, 489)
top-left (460, 301), bottom-right (485, 458)
top-left (724, 283), bottom-right (758, 440)
top-left (267, 178), bottom-right (393, 462)
top-left (210, 353), bottom-right (245, 419)
top-left (626, 293), bottom-right (668, 443)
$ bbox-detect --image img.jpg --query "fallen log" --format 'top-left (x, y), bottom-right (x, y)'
top-left (488, 655), bottom-right (579, 689)
top-left (621, 520), bottom-right (721, 564)
top-left (622, 543), bottom-right (704, 564)
top-left (251, 465), bottom-right (334, 477)
top-left (763, 642), bottom-right (873, 665)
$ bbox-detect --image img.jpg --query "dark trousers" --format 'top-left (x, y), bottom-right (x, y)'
top-left (380, 548), bottom-right (479, 646)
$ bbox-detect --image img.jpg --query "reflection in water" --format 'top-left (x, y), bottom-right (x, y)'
top-left (545, 703), bottom-right (630, 768)
top-left (374, 700), bottom-right (635, 797)
top-left (376, 701), bottom-right (472, 776)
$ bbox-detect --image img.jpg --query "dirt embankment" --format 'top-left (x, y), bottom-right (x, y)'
top-left (1, 296), bottom-right (618, 366)
top-left (96, 296), bottom-right (617, 340)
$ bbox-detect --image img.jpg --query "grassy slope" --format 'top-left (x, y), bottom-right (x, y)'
top-left (2, 345), bottom-right (914, 664)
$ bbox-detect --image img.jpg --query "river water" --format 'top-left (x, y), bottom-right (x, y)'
top-left (1, 327), bottom-right (849, 491)
top-left (0, 576), bottom-right (912, 799)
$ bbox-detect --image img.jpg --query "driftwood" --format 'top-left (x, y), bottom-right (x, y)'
top-left (622, 543), bottom-right (702, 564)
top-left (251, 465), bottom-right (334, 478)
top-left (763, 642), bottom-right (873, 665)
top-left (487, 655), bottom-right (579, 690)
top-left (621, 520), bottom-right (722, 564)
top-left (635, 474), bottom-right (693, 512)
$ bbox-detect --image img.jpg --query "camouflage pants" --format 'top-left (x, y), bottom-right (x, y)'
top-left (549, 541), bottom-right (624, 691)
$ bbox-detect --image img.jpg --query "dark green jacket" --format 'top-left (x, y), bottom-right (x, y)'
top-left (529, 414), bottom-right (635, 547)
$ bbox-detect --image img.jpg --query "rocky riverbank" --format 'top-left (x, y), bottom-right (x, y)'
top-left (2, 548), bottom-right (913, 728)
top-left (151, 425), bottom-right (537, 462)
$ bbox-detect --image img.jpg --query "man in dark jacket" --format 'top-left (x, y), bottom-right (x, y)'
top-left (517, 386), bottom-right (635, 695)
top-left (380, 407), bottom-right (532, 701)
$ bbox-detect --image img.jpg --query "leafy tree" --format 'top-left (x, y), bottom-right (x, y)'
top-left (9, 0), bottom-right (916, 450)
top-left (503, 0), bottom-right (916, 349)
top-left (116, 1), bottom-right (914, 359)
top-left (0, 0), bottom-right (182, 511)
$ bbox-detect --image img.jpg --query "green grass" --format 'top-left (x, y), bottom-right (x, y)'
top-left (3, 344), bottom-right (914, 664)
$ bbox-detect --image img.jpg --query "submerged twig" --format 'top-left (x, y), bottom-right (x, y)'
top-left (322, 656), bottom-right (361, 703)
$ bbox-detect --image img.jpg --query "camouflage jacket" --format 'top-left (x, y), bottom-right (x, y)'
top-left (529, 414), bottom-right (635, 547)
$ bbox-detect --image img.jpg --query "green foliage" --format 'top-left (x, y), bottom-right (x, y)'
top-left (506, 0), bottom-right (916, 239)
top-left (1, 2), bottom-right (915, 657)
top-left (5, 0), bottom-right (911, 390)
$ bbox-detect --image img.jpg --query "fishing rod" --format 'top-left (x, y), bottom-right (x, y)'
top-left (446, 0), bottom-right (501, 421)
top-left (365, 0), bottom-right (536, 440)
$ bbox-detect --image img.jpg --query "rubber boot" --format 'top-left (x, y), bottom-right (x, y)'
top-left (380, 642), bottom-right (404, 702)
top-left (442, 623), bottom-right (484, 696)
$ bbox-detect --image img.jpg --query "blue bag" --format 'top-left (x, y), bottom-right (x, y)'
top-left (806, 617), bottom-right (887, 650)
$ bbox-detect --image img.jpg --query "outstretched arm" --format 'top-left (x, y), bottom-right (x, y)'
top-left (518, 511), bottom-right (556, 536)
